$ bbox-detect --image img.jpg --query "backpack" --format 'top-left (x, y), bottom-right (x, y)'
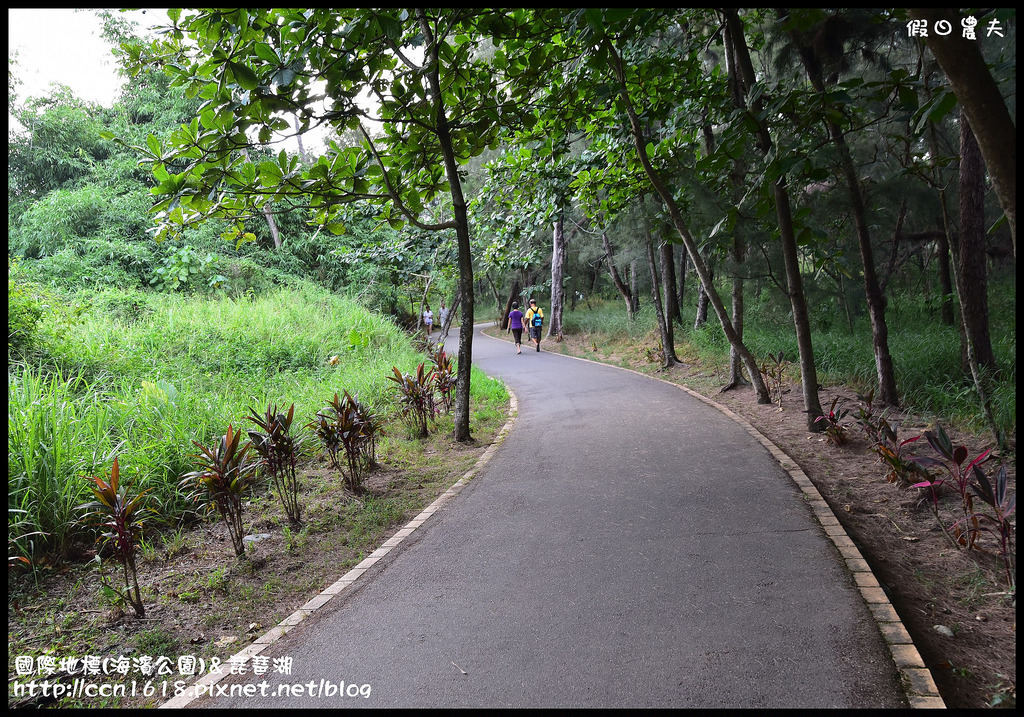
top-left (532, 311), bottom-right (543, 328)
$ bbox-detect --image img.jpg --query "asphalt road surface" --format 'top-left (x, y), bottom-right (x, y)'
top-left (188, 324), bottom-right (906, 709)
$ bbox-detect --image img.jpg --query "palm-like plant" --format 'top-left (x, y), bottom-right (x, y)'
top-left (429, 345), bottom-right (456, 414)
top-left (77, 457), bottom-right (152, 617)
top-left (181, 425), bottom-right (256, 557)
top-left (387, 364), bottom-right (436, 438)
top-left (248, 403), bottom-right (302, 525)
top-left (310, 392), bottom-right (379, 493)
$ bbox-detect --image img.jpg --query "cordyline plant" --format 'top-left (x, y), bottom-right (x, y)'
top-left (871, 418), bottom-right (926, 488)
top-left (429, 344), bottom-right (456, 414)
top-left (181, 425), bottom-right (257, 558)
top-left (387, 364), bottom-right (436, 438)
top-left (309, 391), bottom-right (379, 493)
top-left (248, 403), bottom-right (303, 525)
top-left (970, 462), bottom-right (1016, 588)
top-left (853, 388), bottom-right (884, 444)
top-left (76, 457), bottom-right (152, 617)
top-left (912, 424), bottom-right (993, 551)
top-left (814, 396), bottom-right (851, 446)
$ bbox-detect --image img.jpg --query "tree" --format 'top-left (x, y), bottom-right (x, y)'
top-left (781, 9), bottom-right (899, 408)
top-left (123, 8), bottom-right (517, 441)
top-left (908, 9), bottom-right (1016, 256)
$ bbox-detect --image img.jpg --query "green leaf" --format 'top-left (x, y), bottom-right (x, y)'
top-left (254, 43), bottom-right (279, 65)
top-left (229, 61), bottom-right (260, 90)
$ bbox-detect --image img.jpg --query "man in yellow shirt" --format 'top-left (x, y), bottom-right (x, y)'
top-left (523, 298), bottom-right (544, 352)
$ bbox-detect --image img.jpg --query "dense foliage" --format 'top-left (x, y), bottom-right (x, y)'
top-left (8, 5), bottom-right (1014, 582)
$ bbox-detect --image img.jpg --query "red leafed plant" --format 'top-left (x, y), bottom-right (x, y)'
top-left (248, 403), bottom-right (302, 525)
top-left (77, 456), bottom-right (153, 617)
top-left (181, 425), bottom-right (257, 558)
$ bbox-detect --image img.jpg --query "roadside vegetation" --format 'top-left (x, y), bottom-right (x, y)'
top-left (9, 8), bottom-right (1013, 710)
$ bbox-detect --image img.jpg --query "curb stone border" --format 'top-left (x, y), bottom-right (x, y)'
top-left (158, 374), bottom-right (519, 709)
top-left (501, 331), bottom-right (946, 709)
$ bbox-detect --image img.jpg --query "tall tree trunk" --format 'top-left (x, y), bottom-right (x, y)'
top-left (241, 148), bottom-right (282, 249)
top-left (500, 279), bottom-right (521, 331)
top-left (660, 235), bottom-right (682, 325)
top-left (549, 216), bottom-right (566, 341)
top-left (602, 231), bottom-right (635, 321)
top-left (676, 246), bottom-right (687, 317)
top-left (437, 286), bottom-right (460, 347)
top-left (418, 9), bottom-right (472, 441)
top-left (629, 260), bottom-right (640, 314)
top-left (693, 260), bottom-right (711, 330)
top-left (647, 231), bottom-right (678, 368)
top-left (292, 112), bottom-right (308, 165)
top-left (723, 10), bottom-right (818, 415)
top-left (923, 74), bottom-right (957, 327)
top-left (784, 14), bottom-right (897, 409)
top-left (955, 109), bottom-right (1001, 448)
top-left (957, 111), bottom-right (998, 373)
top-left (604, 38), bottom-right (770, 404)
top-left (909, 9), bottom-right (1016, 257)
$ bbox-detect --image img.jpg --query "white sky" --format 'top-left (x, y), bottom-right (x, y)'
top-left (8, 8), bottom-right (155, 107)
top-left (8, 8), bottom-right (319, 154)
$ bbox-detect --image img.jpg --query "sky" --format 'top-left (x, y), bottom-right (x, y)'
top-left (8, 8), bottom-right (156, 108)
top-left (8, 8), bottom-right (316, 153)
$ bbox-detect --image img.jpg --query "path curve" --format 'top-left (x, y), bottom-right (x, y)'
top-left (167, 324), bottom-right (941, 709)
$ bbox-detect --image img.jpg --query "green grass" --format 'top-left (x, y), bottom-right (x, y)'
top-left (8, 281), bottom-right (507, 564)
top-left (558, 286), bottom-right (1015, 439)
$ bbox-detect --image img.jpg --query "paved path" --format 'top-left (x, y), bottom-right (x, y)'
top-left (180, 324), bottom-right (913, 709)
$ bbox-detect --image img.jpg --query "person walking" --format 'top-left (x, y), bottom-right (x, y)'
top-left (524, 298), bottom-right (544, 352)
top-left (422, 303), bottom-right (434, 337)
top-left (507, 301), bottom-right (526, 354)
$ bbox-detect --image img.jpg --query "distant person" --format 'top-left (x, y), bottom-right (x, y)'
top-left (524, 298), bottom-right (544, 352)
top-left (423, 303), bottom-right (434, 336)
top-left (439, 301), bottom-right (449, 328)
top-left (507, 301), bottom-right (525, 354)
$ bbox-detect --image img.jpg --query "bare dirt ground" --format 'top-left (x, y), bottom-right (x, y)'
top-left (551, 330), bottom-right (1016, 710)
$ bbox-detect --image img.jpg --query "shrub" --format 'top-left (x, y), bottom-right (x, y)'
top-left (181, 425), bottom-right (257, 558)
top-left (247, 403), bottom-right (303, 525)
top-left (309, 391), bottom-right (379, 493)
top-left (387, 364), bottom-right (436, 438)
top-left (76, 457), bottom-right (152, 617)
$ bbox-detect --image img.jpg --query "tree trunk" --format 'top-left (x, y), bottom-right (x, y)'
top-left (923, 75), bottom-right (958, 327)
top-left (241, 148), bottom-right (282, 249)
top-left (549, 216), bottom-right (566, 341)
top-left (602, 231), bottom-right (635, 321)
top-left (437, 286), bottom-right (460, 347)
top-left (693, 261), bottom-right (711, 330)
top-left (725, 9), bottom-right (822, 425)
top-left (629, 260), bottom-right (640, 314)
top-left (500, 279), bottom-right (521, 330)
top-left (676, 245), bottom-right (687, 316)
top-left (660, 237), bottom-right (681, 324)
top-left (647, 232), bottom-right (678, 368)
top-left (604, 37), bottom-right (770, 404)
top-left (782, 12), bottom-right (896, 409)
top-left (418, 9), bottom-right (472, 442)
top-left (909, 9), bottom-right (1016, 257)
top-left (957, 111), bottom-right (998, 374)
